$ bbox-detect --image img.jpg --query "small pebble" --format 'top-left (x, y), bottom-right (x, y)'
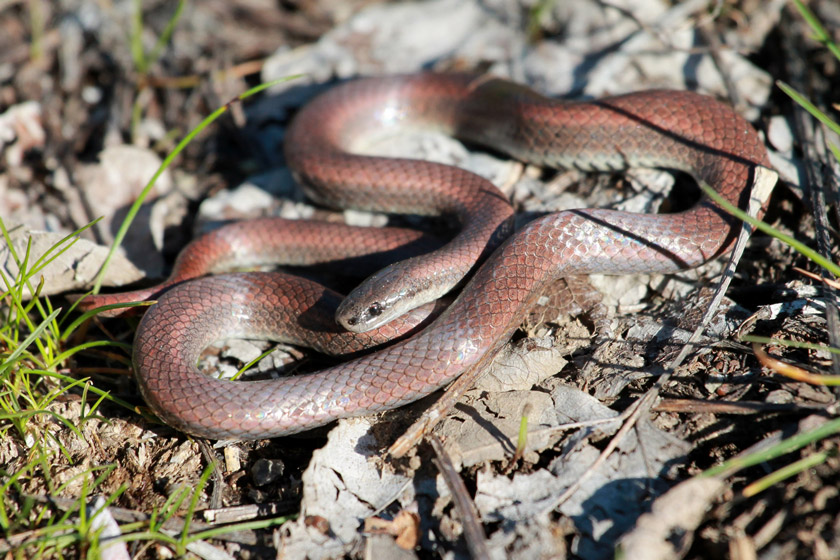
top-left (251, 458), bottom-right (286, 487)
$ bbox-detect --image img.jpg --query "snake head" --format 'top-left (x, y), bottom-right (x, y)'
top-left (336, 298), bottom-right (394, 333)
top-left (336, 262), bottom-right (435, 333)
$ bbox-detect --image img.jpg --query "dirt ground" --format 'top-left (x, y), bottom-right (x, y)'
top-left (1, 0), bottom-right (839, 558)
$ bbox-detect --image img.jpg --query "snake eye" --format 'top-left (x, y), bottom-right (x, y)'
top-left (367, 303), bottom-right (383, 318)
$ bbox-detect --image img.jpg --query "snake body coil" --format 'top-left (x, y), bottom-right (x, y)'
top-left (118, 74), bottom-right (771, 439)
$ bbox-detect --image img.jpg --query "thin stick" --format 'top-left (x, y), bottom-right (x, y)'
top-left (429, 435), bottom-right (491, 560)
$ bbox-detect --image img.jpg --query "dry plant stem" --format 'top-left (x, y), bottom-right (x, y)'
top-left (752, 509), bottom-right (789, 550)
top-left (783, 6), bottom-right (840, 376)
top-left (541, 389), bottom-right (659, 514)
top-left (429, 435), bottom-right (491, 560)
top-left (144, 59), bottom-right (267, 89)
top-left (542, 416), bottom-right (624, 435)
top-left (752, 343), bottom-right (838, 385)
top-left (202, 502), bottom-right (298, 525)
top-left (696, 19), bottom-right (742, 111)
top-left (654, 398), bottom-right (829, 414)
top-left (370, 478), bottom-right (415, 518)
top-left (795, 267), bottom-right (840, 289)
top-left (388, 352), bottom-right (496, 458)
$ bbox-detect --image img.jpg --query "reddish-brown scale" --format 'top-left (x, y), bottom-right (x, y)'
top-left (76, 218), bottom-right (442, 316)
top-left (109, 74), bottom-right (772, 439)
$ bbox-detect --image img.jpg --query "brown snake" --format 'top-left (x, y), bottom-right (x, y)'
top-left (83, 74), bottom-right (772, 440)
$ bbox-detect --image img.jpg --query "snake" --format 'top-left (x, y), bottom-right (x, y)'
top-left (87, 74), bottom-right (772, 440)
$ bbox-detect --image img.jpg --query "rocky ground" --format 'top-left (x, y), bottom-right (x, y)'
top-left (1, 0), bottom-right (839, 558)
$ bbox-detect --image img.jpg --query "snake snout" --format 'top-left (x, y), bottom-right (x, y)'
top-left (336, 298), bottom-right (388, 332)
top-left (336, 262), bottom-right (411, 332)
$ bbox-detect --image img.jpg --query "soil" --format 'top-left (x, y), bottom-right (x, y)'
top-left (1, 0), bottom-right (839, 559)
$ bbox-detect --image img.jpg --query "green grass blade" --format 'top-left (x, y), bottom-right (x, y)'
top-left (179, 463), bottom-right (215, 546)
top-left (60, 300), bottom-right (154, 341)
top-left (829, 142), bottom-right (840, 163)
top-left (793, 0), bottom-right (840, 62)
top-left (0, 308), bottom-right (61, 375)
top-left (130, 0), bottom-right (147, 73)
top-left (48, 340), bottom-right (133, 369)
top-left (147, 1), bottom-right (186, 70)
top-left (36, 370), bottom-right (137, 412)
top-left (187, 515), bottom-right (293, 543)
top-left (701, 416), bottom-right (840, 478)
top-left (777, 80), bottom-right (840, 138)
top-left (231, 347), bottom-right (278, 381)
top-left (743, 449), bottom-right (834, 497)
top-left (699, 182), bottom-right (840, 278)
top-left (92, 76), bottom-right (301, 294)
